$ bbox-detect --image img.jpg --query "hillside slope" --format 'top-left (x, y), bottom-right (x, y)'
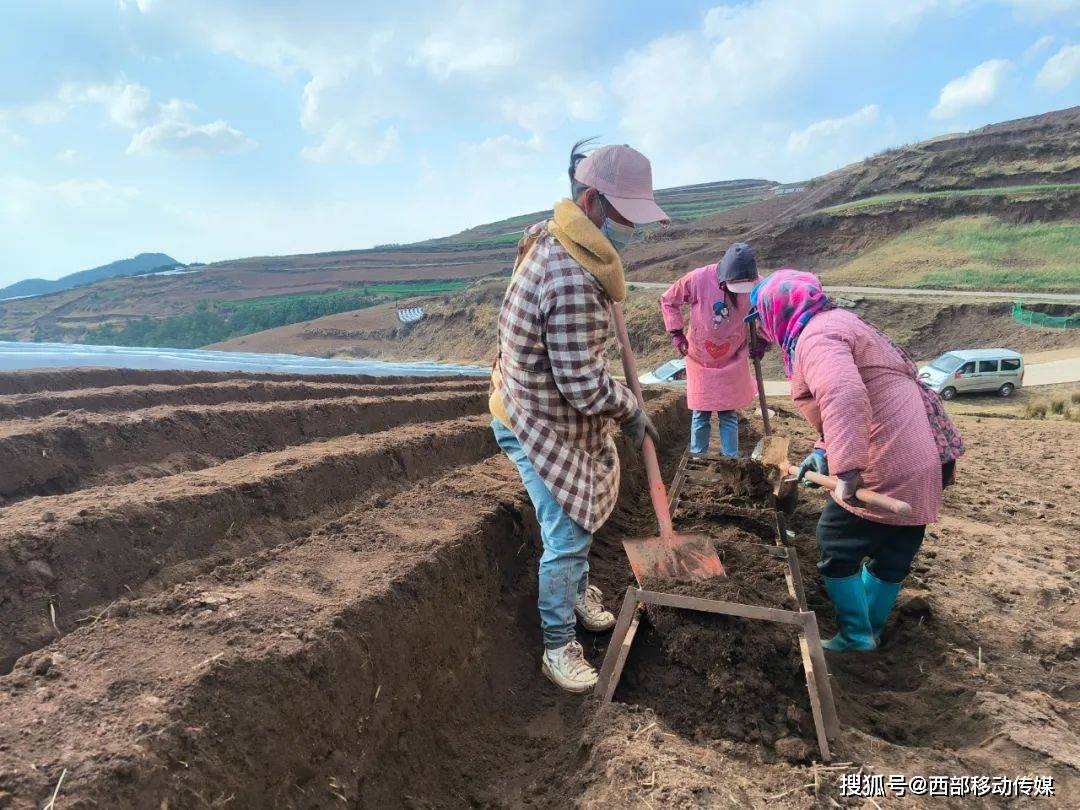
top-left (0, 253), bottom-right (177, 301)
top-left (2, 106), bottom-right (1077, 345)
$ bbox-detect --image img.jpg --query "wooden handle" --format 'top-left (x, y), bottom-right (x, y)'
top-left (612, 303), bottom-right (674, 537)
top-left (783, 464), bottom-right (913, 516)
top-left (748, 323), bottom-right (771, 437)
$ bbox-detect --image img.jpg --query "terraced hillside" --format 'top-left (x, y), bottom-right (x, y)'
top-left (0, 371), bottom-right (1076, 807)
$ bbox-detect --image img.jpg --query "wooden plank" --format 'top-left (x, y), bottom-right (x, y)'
top-left (785, 547), bottom-right (809, 612)
top-left (801, 611), bottom-right (841, 739)
top-left (636, 589), bottom-right (805, 626)
top-left (798, 633), bottom-right (832, 762)
top-left (595, 587), bottom-right (641, 707)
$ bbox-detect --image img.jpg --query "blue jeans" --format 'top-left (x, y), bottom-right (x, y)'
top-left (492, 420), bottom-right (590, 649)
top-left (690, 410), bottom-right (739, 457)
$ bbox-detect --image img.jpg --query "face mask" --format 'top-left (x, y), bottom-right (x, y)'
top-left (601, 218), bottom-right (635, 252)
top-left (595, 195), bottom-right (635, 252)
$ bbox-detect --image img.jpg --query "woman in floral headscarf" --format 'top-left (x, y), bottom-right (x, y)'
top-left (748, 270), bottom-right (964, 651)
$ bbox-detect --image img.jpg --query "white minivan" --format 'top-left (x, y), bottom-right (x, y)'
top-left (918, 349), bottom-right (1024, 400)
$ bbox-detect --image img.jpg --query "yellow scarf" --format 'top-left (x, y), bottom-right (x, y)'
top-left (547, 199), bottom-right (626, 302)
top-left (490, 200), bottom-right (627, 425)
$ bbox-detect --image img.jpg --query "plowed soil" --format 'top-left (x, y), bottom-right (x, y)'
top-left (0, 375), bottom-right (1076, 809)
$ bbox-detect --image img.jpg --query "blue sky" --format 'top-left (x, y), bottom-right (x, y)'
top-left (1, 0), bottom-right (1078, 284)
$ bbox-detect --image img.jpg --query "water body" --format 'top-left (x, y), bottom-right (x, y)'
top-left (0, 341), bottom-right (488, 377)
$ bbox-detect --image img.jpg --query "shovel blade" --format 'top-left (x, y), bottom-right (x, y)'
top-left (623, 533), bottom-right (726, 585)
top-left (754, 435), bottom-right (791, 468)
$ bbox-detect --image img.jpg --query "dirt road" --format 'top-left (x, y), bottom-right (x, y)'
top-left (629, 281), bottom-right (1080, 304)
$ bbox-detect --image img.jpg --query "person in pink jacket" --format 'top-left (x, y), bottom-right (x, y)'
top-left (660, 243), bottom-right (760, 457)
top-left (748, 270), bottom-right (964, 652)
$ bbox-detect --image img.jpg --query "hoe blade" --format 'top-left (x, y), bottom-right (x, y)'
top-left (623, 533), bottom-right (726, 585)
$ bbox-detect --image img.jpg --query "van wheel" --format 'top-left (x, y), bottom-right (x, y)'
top-left (940, 387), bottom-right (957, 401)
top-left (999, 383), bottom-right (1015, 398)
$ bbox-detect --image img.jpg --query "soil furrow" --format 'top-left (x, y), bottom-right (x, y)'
top-left (0, 415), bottom-right (498, 671)
top-left (0, 368), bottom-right (477, 396)
top-left (0, 391), bottom-right (688, 809)
top-left (0, 378), bottom-right (485, 420)
top-left (0, 389), bottom-right (486, 502)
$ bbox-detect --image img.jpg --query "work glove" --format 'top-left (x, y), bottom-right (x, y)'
top-left (670, 330), bottom-right (689, 357)
top-left (622, 408), bottom-right (660, 450)
top-left (796, 448), bottom-right (828, 487)
top-left (834, 470), bottom-right (864, 502)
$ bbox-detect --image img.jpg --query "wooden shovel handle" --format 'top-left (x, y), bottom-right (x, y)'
top-left (783, 464), bottom-right (913, 516)
top-left (611, 303), bottom-right (675, 537)
top-left (748, 323), bottom-right (771, 437)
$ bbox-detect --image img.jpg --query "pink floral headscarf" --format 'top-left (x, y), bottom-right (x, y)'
top-left (748, 269), bottom-right (833, 378)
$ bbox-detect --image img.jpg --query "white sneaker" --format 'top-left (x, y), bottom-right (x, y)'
top-left (541, 640), bottom-right (598, 693)
top-left (574, 585), bottom-right (616, 632)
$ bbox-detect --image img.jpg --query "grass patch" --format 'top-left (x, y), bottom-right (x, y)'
top-left (825, 216), bottom-right (1080, 291)
top-left (818, 183), bottom-right (1080, 214)
top-left (84, 282), bottom-right (472, 349)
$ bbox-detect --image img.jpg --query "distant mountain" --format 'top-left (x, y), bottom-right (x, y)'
top-left (0, 253), bottom-right (179, 300)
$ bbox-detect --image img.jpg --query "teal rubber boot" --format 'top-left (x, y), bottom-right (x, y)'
top-left (861, 566), bottom-right (903, 643)
top-left (822, 574), bottom-right (877, 651)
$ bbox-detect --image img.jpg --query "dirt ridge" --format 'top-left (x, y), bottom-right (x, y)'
top-left (0, 378), bottom-right (485, 420)
top-left (0, 390), bottom-right (486, 502)
top-left (0, 415), bottom-right (497, 671)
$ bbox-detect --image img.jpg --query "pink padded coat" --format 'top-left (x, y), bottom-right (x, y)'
top-left (790, 309), bottom-right (942, 527)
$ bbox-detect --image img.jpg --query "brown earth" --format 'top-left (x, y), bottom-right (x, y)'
top-left (0, 376), bottom-right (1077, 808)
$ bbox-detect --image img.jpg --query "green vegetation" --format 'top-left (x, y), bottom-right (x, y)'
top-left (817, 183), bottom-right (1080, 214)
top-left (826, 216), bottom-right (1080, 292)
top-left (83, 281), bottom-right (472, 348)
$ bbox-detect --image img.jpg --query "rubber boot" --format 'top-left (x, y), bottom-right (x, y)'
top-left (822, 574), bottom-right (877, 652)
top-left (861, 566), bottom-right (903, 644)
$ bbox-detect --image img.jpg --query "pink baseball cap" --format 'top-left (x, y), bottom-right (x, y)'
top-left (574, 144), bottom-right (669, 225)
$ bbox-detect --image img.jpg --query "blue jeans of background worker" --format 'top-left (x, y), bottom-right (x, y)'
top-left (492, 420), bottom-right (591, 650)
top-left (690, 410), bottom-right (739, 457)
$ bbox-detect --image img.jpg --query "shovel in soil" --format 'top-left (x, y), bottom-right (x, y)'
top-left (748, 322), bottom-right (789, 466)
top-left (611, 303), bottom-right (726, 583)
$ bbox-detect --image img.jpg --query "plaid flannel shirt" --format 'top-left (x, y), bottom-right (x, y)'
top-left (496, 221), bottom-right (638, 532)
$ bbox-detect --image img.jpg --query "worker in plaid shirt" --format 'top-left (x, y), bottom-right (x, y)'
top-left (489, 141), bottom-right (669, 693)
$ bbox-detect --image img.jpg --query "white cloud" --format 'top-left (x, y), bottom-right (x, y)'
top-left (56, 149), bottom-right (79, 163)
top-left (999, 0), bottom-right (1080, 19)
top-left (1035, 43), bottom-right (1080, 89)
top-left (0, 176), bottom-right (138, 221)
top-left (3, 80), bottom-right (255, 159)
top-left (412, 1), bottom-right (523, 80)
top-left (1024, 34), bottom-right (1056, 58)
top-left (128, 100), bottom-right (256, 156)
top-left (59, 80), bottom-right (153, 129)
top-left (930, 58), bottom-right (1012, 118)
top-left (787, 105), bottom-right (881, 153)
top-left (612, 0), bottom-right (941, 183)
top-left (117, 0), bottom-right (156, 11)
top-left (502, 77), bottom-right (605, 136)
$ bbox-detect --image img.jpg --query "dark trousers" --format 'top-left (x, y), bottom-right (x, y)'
top-left (816, 500), bottom-right (926, 582)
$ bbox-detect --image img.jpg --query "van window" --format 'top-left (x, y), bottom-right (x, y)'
top-left (978, 360), bottom-right (998, 373)
top-left (1001, 358), bottom-right (1021, 371)
top-left (930, 353), bottom-right (964, 373)
top-left (958, 362), bottom-right (975, 374)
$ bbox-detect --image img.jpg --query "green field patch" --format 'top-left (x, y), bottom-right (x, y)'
top-left (817, 183), bottom-right (1080, 214)
top-left (825, 216), bottom-right (1080, 292)
top-left (85, 281), bottom-right (473, 349)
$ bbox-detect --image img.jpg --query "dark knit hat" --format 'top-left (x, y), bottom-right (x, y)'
top-left (717, 243), bottom-right (759, 293)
